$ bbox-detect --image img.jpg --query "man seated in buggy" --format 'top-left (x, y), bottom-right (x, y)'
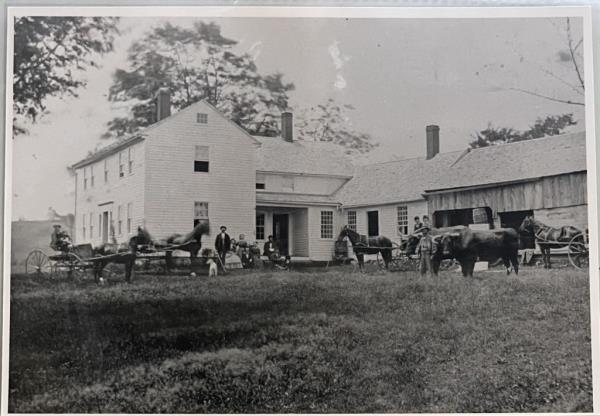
top-left (50, 224), bottom-right (73, 253)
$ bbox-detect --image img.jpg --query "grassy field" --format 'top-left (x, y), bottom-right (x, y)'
top-left (8, 266), bottom-right (592, 413)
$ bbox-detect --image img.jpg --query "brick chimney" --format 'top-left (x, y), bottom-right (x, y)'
top-left (426, 125), bottom-right (440, 160)
top-left (155, 87), bottom-right (171, 122)
top-left (281, 112), bottom-right (293, 142)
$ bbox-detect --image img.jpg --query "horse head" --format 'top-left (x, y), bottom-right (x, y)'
top-left (190, 221), bottom-right (210, 242)
top-left (519, 215), bottom-right (535, 234)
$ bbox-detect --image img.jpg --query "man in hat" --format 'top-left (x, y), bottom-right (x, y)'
top-left (214, 225), bottom-right (231, 270)
top-left (263, 235), bottom-right (279, 261)
top-left (416, 226), bottom-right (437, 277)
top-left (50, 224), bottom-right (72, 252)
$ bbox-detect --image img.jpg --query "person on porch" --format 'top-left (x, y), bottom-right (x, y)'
top-left (263, 235), bottom-right (279, 261)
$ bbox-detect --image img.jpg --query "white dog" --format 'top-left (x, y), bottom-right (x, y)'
top-left (207, 258), bottom-right (218, 278)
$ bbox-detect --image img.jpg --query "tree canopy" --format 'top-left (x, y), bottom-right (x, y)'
top-left (105, 22), bottom-right (294, 139)
top-left (13, 16), bottom-right (119, 135)
top-left (469, 113), bottom-right (577, 148)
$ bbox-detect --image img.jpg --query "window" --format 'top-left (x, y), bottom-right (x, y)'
top-left (128, 147), bottom-right (134, 174)
top-left (104, 159), bottom-right (109, 183)
top-left (256, 213), bottom-right (265, 240)
top-left (89, 212), bottom-right (94, 238)
top-left (90, 165), bottom-right (95, 187)
top-left (321, 210), bottom-right (334, 239)
top-left (282, 175), bottom-right (294, 192)
top-left (127, 203), bottom-right (132, 233)
top-left (83, 167), bottom-right (88, 190)
top-left (119, 152), bottom-right (124, 178)
top-left (117, 205), bottom-right (122, 235)
top-left (347, 211), bottom-right (357, 231)
top-left (197, 113), bottom-right (208, 124)
top-left (82, 214), bottom-right (86, 239)
top-left (194, 145), bottom-right (209, 172)
top-left (256, 174), bottom-right (266, 190)
top-left (397, 206), bottom-right (408, 235)
top-left (194, 201), bottom-right (209, 228)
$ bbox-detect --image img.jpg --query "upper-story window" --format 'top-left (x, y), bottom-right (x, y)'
top-left (194, 145), bottom-right (209, 172)
top-left (90, 165), bottom-right (95, 187)
top-left (83, 167), bottom-right (88, 190)
top-left (104, 159), bottom-right (109, 183)
top-left (256, 173), bottom-right (266, 190)
top-left (194, 201), bottom-right (209, 228)
top-left (128, 147), bottom-right (134, 174)
top-left (197, 113), bottom-right (208, 124)
top-left (119, 152), bottom-right (124, 178)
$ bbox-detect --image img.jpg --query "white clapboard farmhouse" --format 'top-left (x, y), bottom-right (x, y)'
top-left (71, 90), bottom-right (588, 261)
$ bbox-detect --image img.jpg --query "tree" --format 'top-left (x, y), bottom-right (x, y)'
top-left (13, 16), bottom-right (119, 135)
top-left (469, 113), bottom-right (577, 148)
top-left (294, 99), bottom-right (378, 154)
top-left (105, 22), bottom-right (294, 139)
top-left (477, 17), bottom-right (584, 107)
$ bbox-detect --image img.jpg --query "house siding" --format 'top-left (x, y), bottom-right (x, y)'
top-left (258, 173), bottom-right (347, 195)
top-left (144, 102), bottom-right (257, 246)
top-left (293, 208), bottom-right (309, 256)
top-left (308, 206), bottom-right (341, 261)
top-left (74, 141), bottom-right (146, 245)
top-left (343, 200), bottom-right (427, 244)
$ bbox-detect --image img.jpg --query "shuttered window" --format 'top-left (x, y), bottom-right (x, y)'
top-left (104, 159), bottom-right (109, 183)
top-left (128, 147), bottom-right (134, 174)
top-left (83, 167), bottom-right (88, 190)
top-left (119, 152), bottom-right (124, 178)
top-left (127, 203), bottom-right (132, 233)
top-left (82, 214), bottom-right (86, 239)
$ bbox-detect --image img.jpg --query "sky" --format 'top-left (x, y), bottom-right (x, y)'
top-left (11, 15), bottom-right (586, 220)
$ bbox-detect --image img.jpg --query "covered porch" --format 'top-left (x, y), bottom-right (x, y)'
top-left (255, 205), bottom-right (310, 258)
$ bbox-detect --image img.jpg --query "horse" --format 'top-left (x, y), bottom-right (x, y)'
top-left (337, 226), bottom-right (393, 271)
top-left (92, 237), bottom-right (137, 283)
top-left (134, 223), bottom-right (210, 271)
top-left (519, 215), bottom-right (582, 269)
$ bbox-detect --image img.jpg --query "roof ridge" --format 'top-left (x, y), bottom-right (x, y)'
top-left (359, 149), bottom-right (465, 168)
top-left (467, 130), bottom-right (585, 153)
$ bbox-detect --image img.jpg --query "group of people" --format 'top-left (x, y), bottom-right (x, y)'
top-left (214, 226), bottom-right (291, 270)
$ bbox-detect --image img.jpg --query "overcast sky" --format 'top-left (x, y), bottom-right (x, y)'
top-left (11, 16), bottom-right (585, 220)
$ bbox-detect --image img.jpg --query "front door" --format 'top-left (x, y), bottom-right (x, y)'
top-left (273, 214), bottom-right (289, 256)
top-left (367, 210), bottom-right (379, 237)
top-left (102, 211), bottom-right (109, 244)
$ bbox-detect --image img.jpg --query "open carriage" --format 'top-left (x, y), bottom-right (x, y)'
top-left (25, 244), bottom-right (133, 279)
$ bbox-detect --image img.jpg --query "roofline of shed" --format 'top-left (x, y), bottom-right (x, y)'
top-left (341, 197), bottom-right (424, 209)
top-left (422, 170), bottom-right (587, 195)
top-left (71, 135), bottom-right (146, 169)
top-left (256, 170), bottom-right (353, 179)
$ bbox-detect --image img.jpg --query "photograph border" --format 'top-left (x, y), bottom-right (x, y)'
top-left (2, 5), bottom-right (598, 414)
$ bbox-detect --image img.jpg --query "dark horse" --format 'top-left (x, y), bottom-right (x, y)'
top-left (92, 236), bottom-right (138, 283)
top-left (519, 215), bottom-right (582, 269)
top-left (135, 222), bottom-right (210, 271)
top-left (338, 226), bottom-right (393, 271)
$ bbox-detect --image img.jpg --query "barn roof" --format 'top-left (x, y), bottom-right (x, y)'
top-left (335, 151), bottom-right (463, 207)
top-left (254, 136), bottom-right (354, 177)
top-left (424, 131), bottom-right (587, 193)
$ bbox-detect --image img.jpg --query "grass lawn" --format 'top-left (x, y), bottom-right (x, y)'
top-left (8, 266), bottom-right (592, 413)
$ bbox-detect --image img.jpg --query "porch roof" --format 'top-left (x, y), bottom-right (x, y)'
top-left (256, 191), bottom-right (339, 206)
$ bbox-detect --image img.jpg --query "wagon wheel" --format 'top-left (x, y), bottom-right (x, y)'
top-left (440, 259), bottom-right (459, 271)
top-left (25, 249), bottom-right (51, 276)
top-left (568, 233), bottom-right (589, 269)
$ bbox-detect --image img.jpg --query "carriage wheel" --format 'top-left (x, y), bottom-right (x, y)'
top-left (25, 250), bottom-right (51, 276)
top-left (440, 259), bottom-right (459, 271)
top-left (568, 233), bottom-right (589, 269)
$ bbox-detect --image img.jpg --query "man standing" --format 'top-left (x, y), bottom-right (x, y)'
top-left (413, 216), bottom-right (424, 233)
top-left (214, 225), bottom-right (231, 270)
top-left (416, 226), bottom-right (437, 277)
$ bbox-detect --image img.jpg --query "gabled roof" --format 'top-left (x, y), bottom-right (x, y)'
top-left (335, 151), bottom-right (463, 207)
top-left (424, 131), bottom-right (587, 193)
top-left (254, 136), bottom-right (354, 177)
top-left (71, 100), bottom-right (259, 169)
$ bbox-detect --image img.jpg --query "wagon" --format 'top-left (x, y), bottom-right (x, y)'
top-left (375, 243), bottom-right (458, 272)
top-left (25, 244), bottom-right (133, 279)
top-left (567, 230), bottom-right (589, 269)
